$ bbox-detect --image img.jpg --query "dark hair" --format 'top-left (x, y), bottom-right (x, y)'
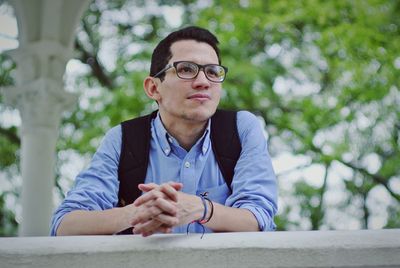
top-left (150, 26), bottom-right (221, 80)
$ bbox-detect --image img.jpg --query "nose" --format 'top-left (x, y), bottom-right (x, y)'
top-left (192, 70), bottom-right (210, 89)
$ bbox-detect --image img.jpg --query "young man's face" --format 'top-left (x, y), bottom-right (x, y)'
top-left (155, 39), bottom-right (222, 124)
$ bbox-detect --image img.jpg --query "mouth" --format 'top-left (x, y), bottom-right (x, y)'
top-left (187, 93), bottom-right (211, 101)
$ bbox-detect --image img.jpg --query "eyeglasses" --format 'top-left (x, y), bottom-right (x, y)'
top-left (153, 61), bottom-right (228, 83)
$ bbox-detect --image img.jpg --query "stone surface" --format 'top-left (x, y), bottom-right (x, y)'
top-left (0, 230), bottom-right (399, 268)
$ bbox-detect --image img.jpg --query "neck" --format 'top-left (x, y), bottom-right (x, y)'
top-left (159, 115), bottom-right (208, 151)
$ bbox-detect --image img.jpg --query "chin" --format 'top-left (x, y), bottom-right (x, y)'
top-left (184, 106), bottom-right (217, 122)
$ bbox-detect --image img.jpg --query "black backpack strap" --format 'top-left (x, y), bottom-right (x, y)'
top-left (211, 110), bottom-right (242, 192)
top-left (117, 111), bottom-right (157, 207)
top-left (117, 111), bottom-right (157, 235)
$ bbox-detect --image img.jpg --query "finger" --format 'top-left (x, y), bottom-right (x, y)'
top-left (133, 219), bottom-right (163, 235)
top-left (134, 182), bottom-right (182, 206)
top-left (153, 197), bottom-right (177, 215)
top-left (142, 223), bottom-right (175, 236)
top-left (157, 225), bottom-right (173, 234)
top-left (142, 231), bottom-right (154, 237)
top-left (154, 212), bottom-right (179, 227)
top-left (142, 225), bottom-right (173, 236)
top-left (167, 181), bottom-right (183, 191)
top-left (133, 189), bottom-right (167, 206)
top-left (138, 183), bottom-right (177, 201)
top-left (138, 183), bottom-right (159, 192)
top-left (145, 224), bottom-right (173, 235)
top-left (133, 210), bottom-right (178, 228)
top-left (131, 203), bottom-right (163, 226)
top-left (133, 201), bottom-right (179, 229)
top-left (139, 182), bottom-right (183, 192)
top-left (133, 198), bottom-right (177, 226)
top-left (159, 183), bottom-right (179, 202)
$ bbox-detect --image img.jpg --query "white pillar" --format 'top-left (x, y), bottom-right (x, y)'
top-left (5, 77), bottom-right (76, 236)
top-left (1, 0), bottom-right (90, 236)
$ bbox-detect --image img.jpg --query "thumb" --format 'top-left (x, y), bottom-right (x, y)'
top-left (138, 182), bottom-right (183, 192)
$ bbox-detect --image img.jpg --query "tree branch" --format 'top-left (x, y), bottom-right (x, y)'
top-left (312, 163), bottom-right (329, 230)
top-left (276, 163), bottom-right (313, 177)
top-left (74, 39), bottom-right (115, 90)
top-left (338, 160), bottom-right (400, 202)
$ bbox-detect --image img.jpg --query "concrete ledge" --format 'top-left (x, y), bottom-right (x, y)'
top-left (0, 229), bottom-right (399, 268)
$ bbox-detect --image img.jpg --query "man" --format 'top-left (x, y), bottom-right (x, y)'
top-left (51, 26), bottom-right (277, 237)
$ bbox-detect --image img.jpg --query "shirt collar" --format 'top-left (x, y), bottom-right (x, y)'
top-left (154, 112), bottom-right (172, 156)
top-left (153, 112), bottom-right (211, 156)
top-left (200, 120), bottom-right (211, 155)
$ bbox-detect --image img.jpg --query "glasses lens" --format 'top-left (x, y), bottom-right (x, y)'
top-left (205, 65), bottom-right (225, 82)
top-left (176, 62), bottom-right (198, 79)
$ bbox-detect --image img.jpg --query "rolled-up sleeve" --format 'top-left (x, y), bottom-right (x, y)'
top-left (50, 125), bottom-right (122, 236)
top-left (225, 111), bottom-right (278, 231)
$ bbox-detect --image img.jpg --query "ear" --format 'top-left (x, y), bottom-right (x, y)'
top-left (143, 77), bottom-right (161, 101)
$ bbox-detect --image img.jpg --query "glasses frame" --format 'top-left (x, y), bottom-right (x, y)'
top-left (153, 61), bottom-right (228, 83)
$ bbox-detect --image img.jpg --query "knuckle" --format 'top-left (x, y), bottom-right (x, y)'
top-left (149, 190), bottom-right (158, 197)
top-left (152, 190), bottom-right (162, 199)
top-left (155, 197), bottom-right (169, 208)
top-left (150, 206), bottom-right (159, 215)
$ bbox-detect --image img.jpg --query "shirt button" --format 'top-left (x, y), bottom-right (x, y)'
top-left (168, 137), bottom-right (173, 143)
top-left (184, 161), bottom-right (191, 168)
top-left (164, 148), bottom-right (170, 154)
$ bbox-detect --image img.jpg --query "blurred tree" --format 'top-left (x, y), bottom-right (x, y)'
top-left (0, 51), bottom-right (19, 236)
top-left (0, 0), bottom-right (399, 235)
top-left (195, 0), bottom-right (400, 230)
top-left (0, 192), bottom-right (18, 236)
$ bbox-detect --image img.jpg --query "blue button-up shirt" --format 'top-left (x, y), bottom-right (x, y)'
top-left (51, 111), bottom-right (278, 235)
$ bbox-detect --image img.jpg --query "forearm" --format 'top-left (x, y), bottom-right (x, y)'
top-left (56, 208), bottom-right (130, 236)
top-left (144, 191), bottom-right (260, 232)
top-left (204, 202), bottom-right (259, 232)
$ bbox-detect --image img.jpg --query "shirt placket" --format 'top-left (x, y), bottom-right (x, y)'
top-left (180, 152), bottom-right (197, 195)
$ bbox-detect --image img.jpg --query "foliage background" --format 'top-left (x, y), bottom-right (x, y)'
top-left (0, 0), bottom-right (399, 235)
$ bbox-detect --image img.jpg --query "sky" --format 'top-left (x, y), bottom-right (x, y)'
top-left (0, 3), bottom-right (18, 52)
